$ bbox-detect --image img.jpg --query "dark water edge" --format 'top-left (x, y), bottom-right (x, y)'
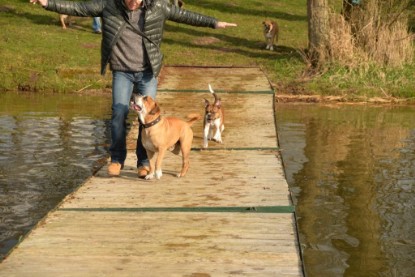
top-left (0, 92), bottom-right (113, 260)
top-left (275, 103), bottom-right (415, 277)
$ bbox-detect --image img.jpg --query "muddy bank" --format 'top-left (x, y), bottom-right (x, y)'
top-left (275, 94), bottom-right (415, 105)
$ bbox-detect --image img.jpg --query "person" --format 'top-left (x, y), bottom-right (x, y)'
top-left (92, 17), bottom-right (102, 33)
top-left (29, 0), bottom-right (237, 178)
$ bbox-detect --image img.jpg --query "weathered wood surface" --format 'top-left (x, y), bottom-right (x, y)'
top-left (60, 150), bottom-right (291, 209)
top-left (0, 67), bottom-right (303, 276)
top-left (127, 92), bottom-right (277, 150)
top-left (0, 212), bottom-right (300, 277)
top-left (158, 66), bottom-right (273, 93)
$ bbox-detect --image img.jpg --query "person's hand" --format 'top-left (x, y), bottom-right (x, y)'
top-left (216, 22), bottom-right (238, 29)
top-left (30, 0), bottom-right (48, 7)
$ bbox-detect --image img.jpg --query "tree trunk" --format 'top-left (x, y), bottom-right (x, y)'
top-left (307, 0), bottom-right (330, 67)
top-left (342, 0), bottom-right (353, 21)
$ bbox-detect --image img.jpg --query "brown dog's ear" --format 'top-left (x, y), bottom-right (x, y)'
top-left (149, 102), bottom-right (160, 115)
top-left (204, 99), bottom-right (210, 107)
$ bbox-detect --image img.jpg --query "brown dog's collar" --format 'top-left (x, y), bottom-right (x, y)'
top-left (141, 116), bottom-right (161, 128)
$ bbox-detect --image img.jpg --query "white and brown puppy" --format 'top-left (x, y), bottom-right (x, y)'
top-left (203, 84), bottom-right (225, 148)
top-left (131, 95), bottom-right (200, 180)
top-left (263, 19), bottom-right (279, 51)
top-left (59, 14), bottom-right (72, 29)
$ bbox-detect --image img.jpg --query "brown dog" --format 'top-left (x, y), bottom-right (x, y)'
top-left (171, 0), bottom-right (184, 8)
top-left (203, 84), bottom-right (225, 148)
top-left (178, 0), bottom-right (184, 8)
top-left (131, 95), bottom-right (200, 180)
top-left (59, 14), bottom-right (72, 29)
top-left (263, 19), bottom-right (279, 51)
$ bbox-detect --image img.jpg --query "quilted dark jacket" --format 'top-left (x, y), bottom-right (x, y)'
top-left (45, 0), bottom-right (218, 76)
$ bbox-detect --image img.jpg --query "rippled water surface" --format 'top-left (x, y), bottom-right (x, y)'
top-left (275, 104), bottom-right (415, 277)
top-left (0, 92), bottom-right (112, 260)
top-left (1, 95), bottom-right (414, 276)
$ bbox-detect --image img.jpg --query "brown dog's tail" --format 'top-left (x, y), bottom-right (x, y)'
top-left (186, 113), bottom-right (201, 126)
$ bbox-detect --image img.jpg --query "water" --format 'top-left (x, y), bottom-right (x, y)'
top-left (275, 103), bottom-right (415, 277)
top-left (1, 95), bottom-right (414, 276)
top-left (0, 92), bottom-right (112, 260)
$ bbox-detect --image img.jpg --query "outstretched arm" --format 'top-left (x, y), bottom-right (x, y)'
top-left (30, 0), bottom-right (48, 7)
top-left (215, 22), bottom-right (238, 29)
top-left (30, 0), bottom-right (102, 17)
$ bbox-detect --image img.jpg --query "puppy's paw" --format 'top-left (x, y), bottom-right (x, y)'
top-left (145, 173), bottom-right (154, 180)
top-left (213, 133), bottom-right (222, 143)
top-left (155, 170), bottom-right (163, 180)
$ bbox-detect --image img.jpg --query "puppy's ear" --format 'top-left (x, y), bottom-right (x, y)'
top-left (215, 99), bottom-right (221, 108)
top-left (204, 99), bottom-right (210, 107)
top-left (149, 102), bottom-right (160, 115)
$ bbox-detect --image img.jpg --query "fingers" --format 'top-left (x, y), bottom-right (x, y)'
top-left (30, 0), bottom-right (46, 6)
top-left (216, 22), bottom-right (238, 29)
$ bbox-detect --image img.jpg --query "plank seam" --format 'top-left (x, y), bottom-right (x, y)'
top-left (191, 147), bottom-right (279, 151)
top-left (59, 206), bottom-right (295, 213)
top-left (158, 89), bottom-right (275, 94)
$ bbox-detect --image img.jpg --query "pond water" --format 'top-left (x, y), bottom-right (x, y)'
top-left (275, 103), bottom-right (415, 277)
top-left (0, 92), bottom-right (112, 260)
top-left (0, 94), bottom-right (414, 277)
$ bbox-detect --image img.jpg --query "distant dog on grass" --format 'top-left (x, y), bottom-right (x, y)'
top-left (59, 14), bottom-right (72, 29)
top-left (263, 19), bottom-right (279, 51)
top-left (171, 0), bottom-right (184, 8)
top-left (203, 84), bottom-right (225, 148)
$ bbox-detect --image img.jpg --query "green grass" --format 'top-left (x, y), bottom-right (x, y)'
top-left (0, 0), bottom-right (414, 99)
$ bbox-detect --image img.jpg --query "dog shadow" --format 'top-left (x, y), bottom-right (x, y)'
top-left (96, 165), bottom-right (181, 181)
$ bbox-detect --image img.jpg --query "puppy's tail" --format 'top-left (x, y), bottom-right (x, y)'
top-left (186, 113), bottom-right (201, 126)
top-left (208, 84), bottom-right (220, 103)
top-left (208, 83), bottom-right (215, 94)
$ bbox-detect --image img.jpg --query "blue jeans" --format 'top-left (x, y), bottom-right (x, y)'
top-left (110, 69), bottom-right (157, 168)
top-left (92, 17), bottom-right (101, 32)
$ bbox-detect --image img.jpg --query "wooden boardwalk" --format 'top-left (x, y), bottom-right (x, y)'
top-left (0, 66), bottom-right (303, 276)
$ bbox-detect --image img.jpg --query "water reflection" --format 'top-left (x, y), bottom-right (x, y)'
top-left (275, 104), bottom-right (415, 277)
top-left (0, 92), bottom-right (112, 260)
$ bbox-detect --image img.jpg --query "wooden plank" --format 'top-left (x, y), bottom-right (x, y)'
top-left (127, 92), bottom-right (278, 150)
top-left (60, 150), bottom-right (291, 209)
top-left (0, 211), bottom-right (302, 277)
top-left (158, 66), bottom-right (273, 93)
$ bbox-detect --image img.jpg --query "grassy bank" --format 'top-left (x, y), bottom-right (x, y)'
top-left (0, 0), bottom-right (414, 100)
